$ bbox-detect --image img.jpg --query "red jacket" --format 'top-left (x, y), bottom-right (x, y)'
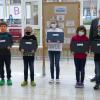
top-left (70, 34), bottom-right (89, 59)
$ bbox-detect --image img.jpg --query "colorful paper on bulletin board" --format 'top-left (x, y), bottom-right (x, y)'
top-left (67, 27), bottom-right (76, 34)
top-left (54, 6), bottom-right (67, 14)
top-left (58, 22), bottom-right (64, 29)
top-left (64, 37), bottom-right (71, 44)
top-left (66, 20), bottom-right (75, 27)
top-left (34, 29), bottom-right (40, 46)
top-left (56, 15), bottom-right (65, 21)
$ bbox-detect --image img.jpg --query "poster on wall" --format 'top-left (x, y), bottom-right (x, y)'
top-left (58, 22), bottom-right (64, 29)
top-left (66, 20), bottom-right (75, 27)
top-left (34, 29), bottom-right (41, 46)
top-left (46, 21), bottom-right (51, 29)
top-left (54, 6), bottom-right (67, 14)
top-left (56, 15), bottom-right (65, 21)
top-left (64, 37), bottom-right (71, 44)
top-left (9, 27), bottom-right (22, 43)
top-left (67, 27), bottom-right (76, 34)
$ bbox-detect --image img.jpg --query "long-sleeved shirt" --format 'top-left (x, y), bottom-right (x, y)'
top-left (19, 34), bottom-right (38, 56)
top-left (70, 34), bottom-right (89, 59)
top-left (0, 32), bottom-right (13, 55)
top-left (89, 18), bottom-right (100, 61)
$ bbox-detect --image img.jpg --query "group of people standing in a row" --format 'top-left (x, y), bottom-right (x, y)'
top-left (0, 9), bottom-right (100, 91)
top-left (0, 22), bottom-right (38, 86)
top-left (47, 9), bottom-right (100, 90)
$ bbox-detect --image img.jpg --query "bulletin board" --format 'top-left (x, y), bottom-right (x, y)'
top-left (43, 2), bottom-right (80, 49)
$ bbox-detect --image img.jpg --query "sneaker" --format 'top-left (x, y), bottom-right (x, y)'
top-left (75, 82), bottom-right (80, 88)
top-left (56, 79), bottom-right (60, 84)
top-left (79, 83), bottom-right (84, 88)
top-left (31, 81), bottom-right (36, 86)
top-left (94, 84), bottom-right (99, 90)
top-left (0, 80), bottom-right (5, 86)
top-left (7, 79), bottom-right (12, 86)
top-left (90, 77), bottom-right (96, 82)
top-left (21, 81), bottom-right (28, 86)
top-left (49, 79), bottom-right (54, 84)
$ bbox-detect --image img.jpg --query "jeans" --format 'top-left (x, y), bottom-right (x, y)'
top-left (0, 55), bottom-right (11, 80)
top-left (74, 58), bottom-right (86, 83)
top-left (95, 61), bottom-right (100, 85)
top-left (23, 56), bottom-right (34, 81)
top-left (48, 51), bottom-right (61, 79)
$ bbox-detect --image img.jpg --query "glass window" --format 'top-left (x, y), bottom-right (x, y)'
top-left (45, 0), bottom-right (59, 2)
top-left (83, 0), bottom-right (97, 25)
top-left (0, 0), bottom-right (4, 22)
top-left (0, 0), bottom-right (3, 5)
top-left (26, 2), bottom-right (38, 25)
top-left (93, 8), bottom-right (97, 16)
top-left (26, 2), bottom-right (31, 24)
top-left (6, 0), bottom-right (21, 4)
top-left (6, 0), bottom-right (22, 44)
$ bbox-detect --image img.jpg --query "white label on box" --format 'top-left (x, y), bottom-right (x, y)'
top-left (0, 40), bottom-right (6, 43)
top-left (25, 42), bottom-right (32, 45)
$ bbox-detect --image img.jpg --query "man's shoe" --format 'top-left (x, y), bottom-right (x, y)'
top-left (49, 79), bottom-right (54, 84)
top-left (21, 81), bottom-right (28, 86)
top-left (56, 79), bottom-right (60, 84)
top-left (7, 79), bottom-right (12, 86)
top-left (31, 81), bottom-right (36, 86)
top-left (90, 77), bottom-right (96, 82)
top-left (0, 80), bottom-right (5, 86)
top-left (94, 84), bottom-right (99, 90)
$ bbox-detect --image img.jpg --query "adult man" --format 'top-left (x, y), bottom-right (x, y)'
top-left (89, 9), bottom-right (100, 90)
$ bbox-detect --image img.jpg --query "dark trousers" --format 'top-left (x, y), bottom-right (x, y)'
top-left (23, 56), bottom-right (34, 81)
top-left (48, 51), bottom-right (61, 79)
top-left (74, 58), bottom-right (86, 83)
top-left (95, 61), bottom-right (100, 85)
top-left (0, 55), bottom-right (11, 80)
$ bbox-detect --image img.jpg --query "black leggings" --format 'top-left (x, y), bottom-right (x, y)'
top-left (74, 58), bottom-right (86, 83)
top-left (23, 56), bottom-right (35, 81)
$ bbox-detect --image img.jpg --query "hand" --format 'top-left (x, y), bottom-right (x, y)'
top-left (57, 41), bottom-right (60, 43)
top-left (48, 40), bottom-right (51, 43)
top-left (7, 46), bottom-right (11, 50)
top-left (71, 51), bottom-right (74, 54)
top-left (32, 50), bottom-right (34, 53)
top-left (85, 52), bottom-right (88, 55)
top-left (21, 49), bottom-right (24, 53)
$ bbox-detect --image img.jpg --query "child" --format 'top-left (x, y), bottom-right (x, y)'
top-left (0, 22), bottom-right (13, 86)
top-left (47, 21), bottom-right (63, 84)
top-left (19, 26), bottom-right (38, 86)
top-left (70, 26), bottom-right (89, 88)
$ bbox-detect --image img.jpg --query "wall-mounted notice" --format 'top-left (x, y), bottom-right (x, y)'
top-left (66, 20), bottom-right (75, 27)
top-left (67, 27), bottom-right (76, 34)
top-left (58, 22), bottom-right (64, 29)
top-left (64, 37), bottom-right (71, 44)
top-left (56, 15), bottom-right (65, 21)
top-left (54, 6), bottom-right (67, 14)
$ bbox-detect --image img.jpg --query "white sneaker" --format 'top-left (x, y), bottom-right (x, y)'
top-left (49, 79), bottom-right (54, 84)
top-left (56, 79), bottom-right (60, 84)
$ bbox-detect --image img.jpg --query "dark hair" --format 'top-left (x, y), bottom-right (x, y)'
top-left (0, 21), bottom-right (8, 27)
top-left (49, 20), bottom-right (59, 28)
top-left (76, 25), bottom-right (87, 34)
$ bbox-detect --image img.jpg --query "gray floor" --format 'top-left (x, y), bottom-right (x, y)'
top-left (0, 58), bottom-right (100, 100)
